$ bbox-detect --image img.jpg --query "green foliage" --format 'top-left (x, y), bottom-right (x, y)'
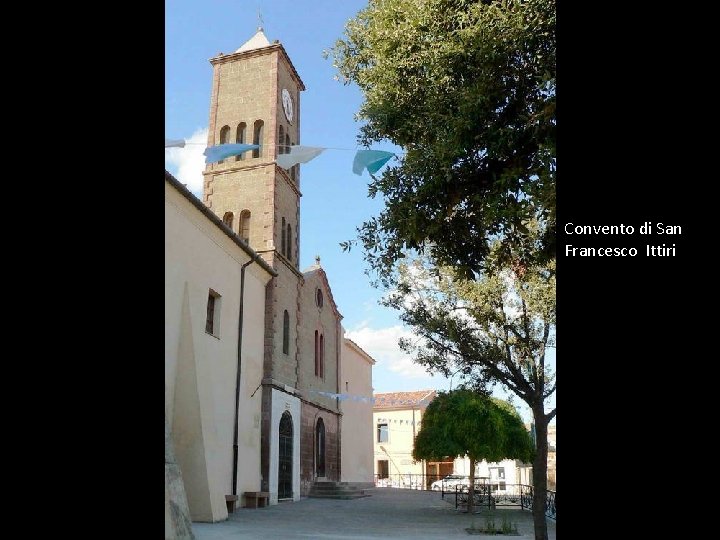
top-left (387, 242), bottom-right (555, 410)
top-left (413, 390), bottom-right (534, 464)
top-left (501, 515), bottom-right (513, 534)
top-left (389, 243), bottom-right (554, 536)
top-left (467, 515), bottom-right (519, 535)
top-left (330, 0), bottom-right (556, 283)
top-left (331, 4), bottom-right (556, 535)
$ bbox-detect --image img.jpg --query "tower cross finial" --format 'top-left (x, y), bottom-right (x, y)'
top-left (257, 8), bottom-right (264, 31)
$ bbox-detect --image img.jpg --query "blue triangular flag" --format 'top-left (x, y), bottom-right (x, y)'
top-left (204, 143), bottom-right (260, 164)
top-left (352, 150), bottom-right (395, 175)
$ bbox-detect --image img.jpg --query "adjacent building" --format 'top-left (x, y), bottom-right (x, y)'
top-left (453, 457), bottom-right (533, 490)
top-left (373, 390), bottom-right (440, 488)
top-left (372, 390), bottom-right (533, 491)
top-left (340, 339), bottom-right (376, 487)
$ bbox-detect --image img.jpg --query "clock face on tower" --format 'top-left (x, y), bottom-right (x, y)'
top-left (282, 88), bottom-right (294, 124)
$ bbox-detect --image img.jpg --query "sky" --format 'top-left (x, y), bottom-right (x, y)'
top-left (165, 0), bottom-right (554, 423)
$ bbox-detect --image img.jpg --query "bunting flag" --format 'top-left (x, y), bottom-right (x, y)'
top-left (307, 389), bottom-right (433, 406)
top-left (168, 138), bottom-right (397, 174)
top-left (204, 143), bottom-right (260, 164)
top-left (310, 389), bottom-right (376, 403)
top-left (276, 145), bottom-right (326, 169)
top-left (165, 139), bottom-right (186, 148)
top-left (352, 150), bottom-right (395, 176)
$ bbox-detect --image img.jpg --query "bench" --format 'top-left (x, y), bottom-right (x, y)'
top-left (225, 494), bottom-right (239, 513)
top-left (244, 491), bottom-right (270, 508)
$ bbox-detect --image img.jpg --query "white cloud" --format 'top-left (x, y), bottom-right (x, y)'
top-left (164, 128), bottom-right (208, 197)
top-left (346, 323), bottom-right (429, 378)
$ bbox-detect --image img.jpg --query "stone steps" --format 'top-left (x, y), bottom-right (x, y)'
top-left (308, 481), bottom-right (371, 499)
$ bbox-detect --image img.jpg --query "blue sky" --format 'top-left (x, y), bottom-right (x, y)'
top-left (165, 0), bottom-right (554, 422)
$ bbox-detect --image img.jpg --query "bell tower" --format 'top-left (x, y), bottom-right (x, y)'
top-left (202, 28), bottom-right (307, 389)
top-left (202, 29), bottom-right (308, 498)
top-left (199, 29), bottom-right (346, 500)
top-left (202, 27), bottom-right (304, 272)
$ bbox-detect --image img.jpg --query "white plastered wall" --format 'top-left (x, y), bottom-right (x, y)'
top-left (165, 179), bottom-right (272, 521)
top-left (340, 339), bottom-right (374, 483)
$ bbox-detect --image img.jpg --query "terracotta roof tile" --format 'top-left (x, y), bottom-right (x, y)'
top-left (373, 389), bottom-right (436, 409)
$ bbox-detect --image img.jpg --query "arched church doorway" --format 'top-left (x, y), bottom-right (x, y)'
top-left (278, 411), bottom-right (293, 499)
top-left (315, 418), bottom-right (326, 477)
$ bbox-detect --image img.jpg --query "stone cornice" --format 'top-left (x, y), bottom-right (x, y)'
top-left (210, 43), bottom-right (305, 91)
top-left (202, 162), bottom-right (303, 198)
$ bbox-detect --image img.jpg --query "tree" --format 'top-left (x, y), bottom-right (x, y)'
top-left (388, 244), bottom-right (555, 539)
top-left (330, 0), bottom-right (556, 283)
top-left (413, 389), bottom-right (533, 514)
top-left (331, 2), bottom-right (556, 536)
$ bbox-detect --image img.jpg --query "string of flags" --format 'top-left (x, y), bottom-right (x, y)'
top-left (164, 139), bottom-right (186, 148)
top-left (309, 389), bottom-right (376, 403)
top-left (306, 389), bottom-right (431, 408)
top-left (376, 418), bottom-right (421, 426)
top-left (164, 139), bottom-right (397, 176)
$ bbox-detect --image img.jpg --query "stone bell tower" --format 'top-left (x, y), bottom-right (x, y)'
top-left (201, 27), bottom-right (309, 502)
top-left (202, 27), bottom-right (304, 272)
top-left (201, 27), bottom-right (306, 383)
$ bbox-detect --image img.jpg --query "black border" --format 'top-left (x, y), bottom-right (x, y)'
top-left (559, 2), bottom-right (711, 531)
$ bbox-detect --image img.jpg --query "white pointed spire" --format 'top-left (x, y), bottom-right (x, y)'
top-left (236, 28), bottom-right (271, 53)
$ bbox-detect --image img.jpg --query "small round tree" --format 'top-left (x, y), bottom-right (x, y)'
top-left (413, 389), bottom-right (534, 514)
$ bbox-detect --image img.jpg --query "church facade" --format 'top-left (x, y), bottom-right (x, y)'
top-left (201, 29), bottom-right (345, 504)
top-left (166, 29), bottom-right (376, 528)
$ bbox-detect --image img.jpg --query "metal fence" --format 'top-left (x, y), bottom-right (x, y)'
top-left (372, 474), bottom-right (510, 495)
top-left (453, 484), bottom-right (556, 520)
top-left (520, 485), bottom-right (556, 520)
top-left (371, 475), bottom-right (555, 520)
top-left (373, 473), bottom-right (445, 490)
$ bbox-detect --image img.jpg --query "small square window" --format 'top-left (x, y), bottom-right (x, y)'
top-left (377, 423), bottom-right (388, 443)
top-left (206, 290), bottom-right (221, 336)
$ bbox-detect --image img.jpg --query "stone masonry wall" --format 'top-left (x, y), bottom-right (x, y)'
top-left (300, 401), bottom-right (339, 496)
top-left (297, 271), bottom-right (341, 413)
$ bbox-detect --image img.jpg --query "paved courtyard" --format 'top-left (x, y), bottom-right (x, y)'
top-left (192, 488), bottom-right (556, 539)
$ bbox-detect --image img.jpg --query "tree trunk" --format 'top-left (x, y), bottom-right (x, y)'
top-left (531, 406), bottom-right (549, 540)
top-left (468, 456), bottom-right (475, 514)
